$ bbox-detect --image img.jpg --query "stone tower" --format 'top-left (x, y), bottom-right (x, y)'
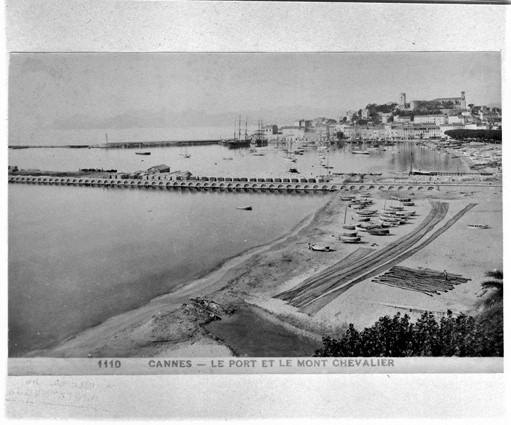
top-left (399, 93), bottom-right (407, 108)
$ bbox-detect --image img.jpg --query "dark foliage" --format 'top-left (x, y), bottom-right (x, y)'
top-left (444, 129), bottom-right (502, 142)
top-left (315, 270), bottom-right (503, 357)
top-left (314, 309), bottom-right (503, 357)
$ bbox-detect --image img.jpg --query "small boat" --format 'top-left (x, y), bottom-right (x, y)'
top-left (135, 152), bottom-right (151, 155)
top-left (380, 215), bottom-right (400, 223)
top-left (308, 243), bottom-right (332, 252)
top-left (179, 153), bottom-right (191, 158)
top-left (341, 231), bottom-right (358, 237)
top-left (352, 150), bottom-right (370, 155)
top-left (367, 228), bottom-right (390, 236)
top-left (342, 225), bottom-right (356, 230)
top-left (355, 223), bottom-right (380, 231)
top-left (394, 210), bottom-right (415, 217)
top-left (392, 196), bottom-right (411, 202)
top-left (340, 236), bottom-right (361, 243)
top-left (236, 206), bottom-right (252, 211)
top-left (357, 217), bottom-right (371, 222)
top-left (402, 201), bottom-right (415, 206)
top-left (340, 196), bottom-right (355, 201)
top-left (467, 224), bottom-right (489, 229)
top-left (388, 205), bottom-right (404, 211)
top-left (355, 209), bottom-right (377, 216)
top-left (223, 157), bottom-right (234, 160)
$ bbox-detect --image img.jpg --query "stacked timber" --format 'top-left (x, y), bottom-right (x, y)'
top-left (372, 266), bottom-right (470, 296)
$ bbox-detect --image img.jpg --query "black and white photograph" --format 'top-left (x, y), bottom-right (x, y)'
top-left (7, 51), bottom-right (504, 360)
top-left (3, 0), bottom-right (508, 420)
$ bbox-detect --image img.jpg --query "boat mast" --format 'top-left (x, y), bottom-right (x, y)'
top-left (105, 133), bottom-right (108, 144)
top-left (245, 117), bottom-right (248, 141)
top-left (238, 115), bottom-right (241, 142)
top-left (410, 152), bottom-right (413, 175)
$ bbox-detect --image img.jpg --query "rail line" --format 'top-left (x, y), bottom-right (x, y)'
top-left (300, 203), bottom-right (477, 315)
top-left (276, 202), bottom-right (448, 307)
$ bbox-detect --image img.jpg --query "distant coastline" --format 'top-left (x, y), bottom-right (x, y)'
top-left (9, 139), bottom-right (221, 149)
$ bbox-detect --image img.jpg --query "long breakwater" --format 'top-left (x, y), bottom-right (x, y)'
top-left (8, 175), bottom-right (449, 193)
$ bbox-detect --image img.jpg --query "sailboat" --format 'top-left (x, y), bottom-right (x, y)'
top-left (251, 119), bottom-right (268, 148)
top-left (226, 116), bottom-right (251, 149)
top-left (283, 140), bottom-right (297, 162)
top-left (179, 144), bottom-right (191, 158)
top-left (351, 139), bottom-right (369, 154)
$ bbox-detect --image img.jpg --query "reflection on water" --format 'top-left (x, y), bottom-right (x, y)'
top-left (9, 141), bottom-right (470, 176)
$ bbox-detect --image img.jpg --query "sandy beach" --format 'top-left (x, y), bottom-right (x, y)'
top-left (27, 169), bottom-right (502, 358)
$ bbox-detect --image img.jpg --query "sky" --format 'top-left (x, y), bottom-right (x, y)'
top-left (9, 52), bottom-right (501, 144)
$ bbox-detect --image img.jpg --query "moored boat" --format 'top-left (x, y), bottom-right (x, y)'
top-left (341, 231), bottom-right (358, 237)
top-left (340, 236), bottom-right (361, 243)
top-left (308, 243), bottom-right (332, 252)
top-left (367, 228), bottom-right (390, 236)
top-left (135, 152), bottom-right (151, 155)
top-left (467, 224), bottom-right (489, 229)
top-left (236, 206), bottom-right (253, 210)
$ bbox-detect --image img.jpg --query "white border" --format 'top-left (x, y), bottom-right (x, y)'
top-left (2, 0), bottom-right (509, 420)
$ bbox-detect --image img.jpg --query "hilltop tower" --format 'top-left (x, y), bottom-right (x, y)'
top-left (460, 91), bottom-right (467, 109)
top-left (399, 93), bottom-right (407, 108)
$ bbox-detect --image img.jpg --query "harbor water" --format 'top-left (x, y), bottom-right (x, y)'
top-left (8, 141), bottom-right (469, 356)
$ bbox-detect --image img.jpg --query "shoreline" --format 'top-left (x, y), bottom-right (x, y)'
top-left (24, 191), bottom-right (337, 358)
top-left (21, 150), bottom-right (502, 358)
top-left (24, 181), bottom-right (502, 358)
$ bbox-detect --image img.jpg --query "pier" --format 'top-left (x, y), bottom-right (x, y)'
top-left (8, 174), bottom-right (499, 193)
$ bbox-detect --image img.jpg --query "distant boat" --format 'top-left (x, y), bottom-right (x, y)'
top-left (352, 150), bottom-right (369, 155)
top-left (340, 236), bottom-right (361, 243)
top-left (308, 243), bottom-right (332, 252)
top-left (236, 206), bottom-right (253, 211)
top-left (467, 224), bottom-right (489, 229)
top-left (136, 152), bottom-right (151, 155)
top-left (223, 157), bottom-right (234, 160)
top-left (367, 228), bottom-right (390, 236)
top-left (341, 231), bottom-right (358, 237)
top-left (411, 169), bottom-right (434, 175)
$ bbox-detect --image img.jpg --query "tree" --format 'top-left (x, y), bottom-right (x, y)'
top-left (444, 129), bottom-right (502, 142)
top-left (479, 269), bottom-right (503, 308)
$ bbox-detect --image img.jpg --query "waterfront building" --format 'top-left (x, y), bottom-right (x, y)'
top-left (294, 119), bottom-right (313, 129)
top-left (147, 164), bottom-right (171, 174)
top-left (281, 126), bottom-right (305, 139)
top-left (414, 114), bottom-right (447, 125)
top-left (263, 125), bottom-right (279, 135)
top-left (314, 124), bottom-right (332, 141)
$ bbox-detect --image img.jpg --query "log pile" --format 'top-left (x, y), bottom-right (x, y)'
top-left (372, 266), bottom-right (470, 296)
